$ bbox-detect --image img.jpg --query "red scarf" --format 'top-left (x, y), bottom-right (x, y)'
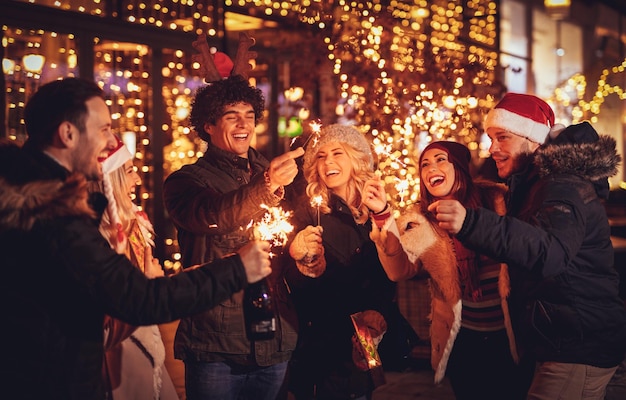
top-left (452, 237), bottom-right (482, 301)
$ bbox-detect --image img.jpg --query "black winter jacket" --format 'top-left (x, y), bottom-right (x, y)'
top-left (285, 194), bottom-right (398, 399)
top-left (457, 122), bottom-right (626, 367)
top-left (0, 142), bottom-right (249, 399)
top-left (163, 143), bottom-right (297, 366)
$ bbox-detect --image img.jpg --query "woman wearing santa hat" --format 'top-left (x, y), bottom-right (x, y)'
top-left (95, 136), bottom-right (179, 400)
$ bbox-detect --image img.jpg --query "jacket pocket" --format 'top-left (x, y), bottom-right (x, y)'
top-left (530, 300), bottom-right (581, 351)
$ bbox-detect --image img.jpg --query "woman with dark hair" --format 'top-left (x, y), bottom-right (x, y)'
top-left (371, 141), bottom-right (526, 400)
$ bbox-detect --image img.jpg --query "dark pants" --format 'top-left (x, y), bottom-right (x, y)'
top-left (446, 327), bottom-right (534, 400)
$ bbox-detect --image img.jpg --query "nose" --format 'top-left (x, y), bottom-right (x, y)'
top-left (489, 140), bottom-right (499, 154)
top-left (132, 169), bottom-right (141, 186)
top-left (235, 115), bottom-right (247, 127)
top-left (104, 129), bottom-right (117, 151)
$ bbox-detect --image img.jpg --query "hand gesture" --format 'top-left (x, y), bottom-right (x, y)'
top-left (428, 200), bottom-right (467, 234)
top-left (237, 240), bottom-right (272, 283)
top-left (363, 178), bottom-right (387, 214)
top-left (266, 147), bottom-right (305, 192)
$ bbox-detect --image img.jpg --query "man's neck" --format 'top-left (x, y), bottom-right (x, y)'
top-left (43, 149), bottom-right (72, 172)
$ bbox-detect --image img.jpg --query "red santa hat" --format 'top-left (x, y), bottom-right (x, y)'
top-left (98, 135), bottom-right (134, 254)
top-left (484, 93), bottom-right (557, 144)
top-left (99, 135), bottom-right (133, 175)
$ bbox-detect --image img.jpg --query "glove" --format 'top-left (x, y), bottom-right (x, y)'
top-left (289, 225), bottom-right (326, 278)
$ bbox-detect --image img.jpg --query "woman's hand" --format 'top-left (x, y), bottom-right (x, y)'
top-left (363, 178), bottom-right (388, 214)
top-left (289, 225), bottom-right (323, 261)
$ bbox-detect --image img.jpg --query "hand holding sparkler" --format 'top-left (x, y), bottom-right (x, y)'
top-left (266, 147), bottom-right (304, 194)
top-left (237, 240), bottom-right (272, 284)
top-left (289, 225), bottom-right (326, 278)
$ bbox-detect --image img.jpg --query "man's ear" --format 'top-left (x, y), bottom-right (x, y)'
top-left (203, 123), bottom-right (213, 137)
top-left (56, 121), bottom-right (78, 148)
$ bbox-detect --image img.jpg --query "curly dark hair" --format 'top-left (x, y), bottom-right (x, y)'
top-left (189, 75), bottom-right (265, 142)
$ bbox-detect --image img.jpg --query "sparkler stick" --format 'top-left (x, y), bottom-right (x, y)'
top-left (310, 195), bottom-right (323, 226)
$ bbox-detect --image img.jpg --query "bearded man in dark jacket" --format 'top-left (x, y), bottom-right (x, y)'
top-left (0, 77), bottom-right (273, 400)
top-left (429, 93), bottom-right (626, 400)
top-left (163, 74), bottom-right (304, 400)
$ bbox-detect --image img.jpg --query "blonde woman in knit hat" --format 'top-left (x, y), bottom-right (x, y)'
top-left (285, 124), bottom-right (404, 400)
top-left (430, 93), bottom-right (626, 400)
top-left (95, 136), bottom-right (179, 400)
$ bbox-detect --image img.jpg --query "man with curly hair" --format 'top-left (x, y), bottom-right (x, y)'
top-left (163, 74), bottom-right (304, 400)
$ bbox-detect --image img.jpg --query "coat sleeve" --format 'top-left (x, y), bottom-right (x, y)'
top-left (458, 180), bottom-right (587, 278)
top-left (57, 217), bottom-right (249, 326)
top-left (163, 167), bottom-right (282, 236)
top-left (370, 216), bottom-right (423, 282)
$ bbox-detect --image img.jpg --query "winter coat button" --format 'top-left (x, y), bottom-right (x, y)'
top-left (236, 176), bottom-right (242, 182)
top-left (355, 247), bottom-right (361, 253)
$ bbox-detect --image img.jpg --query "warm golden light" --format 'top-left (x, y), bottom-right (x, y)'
top-left (22, 54), bottom-right (45, 73)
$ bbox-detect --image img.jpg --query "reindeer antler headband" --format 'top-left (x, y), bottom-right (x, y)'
top-left (191, 31), bottom-right (258, 82)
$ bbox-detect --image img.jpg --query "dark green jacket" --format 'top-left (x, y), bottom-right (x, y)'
top-left (163, 143), bottom-right (297, 366)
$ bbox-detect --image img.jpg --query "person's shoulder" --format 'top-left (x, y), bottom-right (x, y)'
top-left (475, 179), bottom-right (507, 195)
top-left (2, 173), bottom-right (96, 232)
top-left (542, 173), bottom-right (596, 201)
top-left (165, 158), bottom-right (210, 181)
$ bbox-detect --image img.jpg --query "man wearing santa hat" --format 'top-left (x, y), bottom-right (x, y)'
top-left (428, 93), bottom-right (626, 399)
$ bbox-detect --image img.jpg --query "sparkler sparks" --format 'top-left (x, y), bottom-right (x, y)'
top-left (291, 119), bottom-right (323, 149)
top-left (252, 204), bottom-right (294, 256)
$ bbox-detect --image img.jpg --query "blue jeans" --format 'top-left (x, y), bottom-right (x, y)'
top-left (185, 360), bottom-right (288, 400)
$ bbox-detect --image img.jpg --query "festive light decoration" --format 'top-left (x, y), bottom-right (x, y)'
top-left (313, 0), bottom-right (503, 208)
top-left (550, 58), bottom-right (626, 125)
top-left (4, 1), bottom-right (625, 258)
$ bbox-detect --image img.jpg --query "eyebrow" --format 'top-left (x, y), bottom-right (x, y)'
top-left (222, 108), bottom-right (255, 116)
top-left (320, 145), bottom-right (344, 153)
top-left (423, 151), bottom-right (447, 160)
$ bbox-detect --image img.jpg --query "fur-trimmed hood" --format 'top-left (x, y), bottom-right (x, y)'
top-left (534, 122), bottom-right (621, 198)
top-left (0, 142), bottom-right (95, 231)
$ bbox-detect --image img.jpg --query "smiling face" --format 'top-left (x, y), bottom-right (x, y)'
top-left (122, 160), bottom-right (141, 198)
top-left (72, 96), bottom-right (116, 180)
top-left (487, 127), bottom-right (540, 179)
top-left (315, 141), bottom-right (354, 201)
top-left (420, 147), bottom-right (457, 199)
top-left (205, 102), bottom-right (255, 158)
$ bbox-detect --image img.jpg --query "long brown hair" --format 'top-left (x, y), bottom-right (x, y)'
top-left (418, 142), bottom-right (482, 218)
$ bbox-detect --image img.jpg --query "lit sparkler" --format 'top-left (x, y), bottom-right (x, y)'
top-left (252, 204), bottom-right (294, 257)
top-left (291, 119), bottom-right (323, 149)
top-left (310, 195), bottom-right (323, 226)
